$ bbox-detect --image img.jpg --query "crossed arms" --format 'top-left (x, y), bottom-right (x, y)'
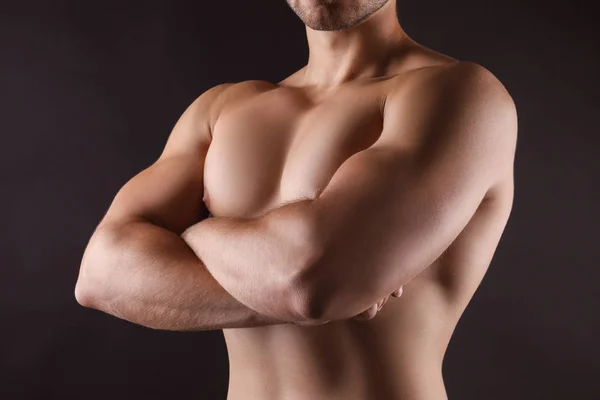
top-left (75, 62), bottom-right (517, 330)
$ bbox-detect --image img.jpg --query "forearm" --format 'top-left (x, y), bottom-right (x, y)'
top-left (75, 219), bottom-right (289, 331)
top-left (182, 200), bottom-right (321, 322)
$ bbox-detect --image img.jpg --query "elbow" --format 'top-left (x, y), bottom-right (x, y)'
top-left (264, 206), bottom-right (330, 323)
top-left (290, 287), bottom-right (331, 325)
top-left (74, 280), bottom-right (96, 308)
top-left (272, 201), bottom-right (350, 324)
top-left (74, 270), bottom-right (107, 311)
top-left (286, 250), bottom-right (336, 324)
top-left (74, 265), bottom-right (107, 310)
top-left (289, 249), bottom-right (399, 323)
top-left (74, 228), bottom-right (119, 310)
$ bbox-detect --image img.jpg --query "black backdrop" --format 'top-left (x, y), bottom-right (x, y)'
top-left (1, 0), bottom-right (598, 399)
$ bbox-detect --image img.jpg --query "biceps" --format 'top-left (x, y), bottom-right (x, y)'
top-left (307, 148), bottom-right (412, 291)
top-left (102, 154), bottom-right (208, 235)
top-left (304, 146), bottom-right (489, 319)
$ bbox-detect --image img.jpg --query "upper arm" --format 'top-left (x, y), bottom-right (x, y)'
top-left (298, 62), bottom-right (517, 320)
top-left (98, 82), bottom-right (233, 235)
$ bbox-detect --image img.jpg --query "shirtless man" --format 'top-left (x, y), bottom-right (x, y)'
top-left (74, 0), bottom-right (517, 398)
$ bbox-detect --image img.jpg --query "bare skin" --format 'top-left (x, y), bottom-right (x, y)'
top-left (75, 1), bottom-right (517, 399)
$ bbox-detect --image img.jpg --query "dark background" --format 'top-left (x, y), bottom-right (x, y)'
top-left (1, 0), bottom-right (598, 399)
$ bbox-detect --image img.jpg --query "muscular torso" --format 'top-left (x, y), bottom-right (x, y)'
top-left (202, 52), bottom-right (514, 400)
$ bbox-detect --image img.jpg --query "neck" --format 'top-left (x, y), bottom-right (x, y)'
top-left (302, 1), bottom-right (409, 88)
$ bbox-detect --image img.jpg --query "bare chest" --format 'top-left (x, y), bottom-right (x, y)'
top-left (204, 83), bottom-right (394, 218)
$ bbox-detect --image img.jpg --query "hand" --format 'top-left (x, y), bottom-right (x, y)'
top-left (352, 286), bottom-right (403, 321)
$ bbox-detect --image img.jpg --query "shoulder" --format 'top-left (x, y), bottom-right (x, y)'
top-left (189, 79), bottom-right (273, 113)
top-left (183, 80), bottom-right (267, 134)
top-left (441, 62), bottom-right (515, 116)
top-left (200, 79), bottom-right (276, 112)
top-left (188, 79), bottom-right (280, 139)
top-left (184, 82), bottom-right (235, 127)
top-left (384, 61), bottom-right (517, 145)
top-left (381, 61), bottom-right (518, 179)
top-left (408, 61), bottom-right (516, 123)
top-left (388, 61), bottom-right (515, 113)
top-left (210, 79), bottom-right (277, 99)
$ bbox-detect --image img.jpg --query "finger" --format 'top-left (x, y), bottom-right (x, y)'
top-left (378, 296), bottom-right (389, 311)
top-left (391, 287), bottom-right (404, 297)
